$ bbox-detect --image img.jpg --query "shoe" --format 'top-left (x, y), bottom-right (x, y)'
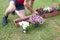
top-left (2, 17), bottom-right (8, 26)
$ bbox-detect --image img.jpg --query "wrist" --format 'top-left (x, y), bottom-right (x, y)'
top-left (31, 10), bottom-right (35, 13)
top-left (32, 0), bottom-right (35, 1)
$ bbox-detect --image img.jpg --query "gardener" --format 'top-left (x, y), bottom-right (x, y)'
top-left (2, 0), bottom-right (38, 26)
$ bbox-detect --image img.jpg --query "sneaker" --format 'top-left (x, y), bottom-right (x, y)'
top-left (2, 17), bottom-right (8, 26)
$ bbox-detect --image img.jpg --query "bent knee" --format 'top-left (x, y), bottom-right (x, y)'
top-left (10, 1), bottom-right (15, 5)
top-left (9, 1), bottom-right (15, 10)
top-left (7, 5), bottom-right (15, 12)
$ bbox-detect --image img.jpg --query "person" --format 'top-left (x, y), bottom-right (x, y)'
top-left (2, 0), bottom-right (38, 26)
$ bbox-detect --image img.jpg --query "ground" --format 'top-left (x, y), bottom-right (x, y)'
top-left (0, 0), bottom-right (60, 40)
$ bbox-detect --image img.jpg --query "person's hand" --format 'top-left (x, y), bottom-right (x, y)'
top-left (32, 10), bottom-right (38, 14)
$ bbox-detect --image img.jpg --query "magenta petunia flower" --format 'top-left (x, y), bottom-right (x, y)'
top-left (51, 6), bottom-right (58, 9)
top-left (29, 14), bottom-right (44, 24)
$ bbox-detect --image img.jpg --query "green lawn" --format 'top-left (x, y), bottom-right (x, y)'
top-left (0, 0), bottom-right (60, 40)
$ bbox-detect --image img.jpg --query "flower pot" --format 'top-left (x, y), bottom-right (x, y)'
top-left (42, 11), bottom-right (60, 18)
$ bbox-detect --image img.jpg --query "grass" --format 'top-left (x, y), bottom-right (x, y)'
top-left (0, 0), bottom-right (60, 40)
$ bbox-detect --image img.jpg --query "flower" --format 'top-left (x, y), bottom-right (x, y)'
top-left (38, 17), bottom-right (44, 24)
top-left (29, 14), bottom-right (44, 24)
top-left (36, 8), bottom-right (46, 14)
top-left (43, 7), bottom-right (52, 12)
top-left (51, 6), bottom-right (58, 9)
top-left (19, 21), bottom-right (29, 30)
top-left (36, 5), bottom-right (60, 15)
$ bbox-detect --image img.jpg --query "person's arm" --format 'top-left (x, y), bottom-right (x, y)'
top-left (30, 0), bottom-right (35, 8)
top-left (24, 0), bottom-right (38, 14)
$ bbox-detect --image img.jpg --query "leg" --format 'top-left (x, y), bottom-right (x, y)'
top-left (15, 10), bottom-right (26, 18)
top-left (5, 1), bottom-right (15, 16)
top-left (2, 1), bottom-right (16, 26)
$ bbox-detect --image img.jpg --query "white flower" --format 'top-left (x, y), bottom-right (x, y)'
top-left (19, 21), bottom-right (29, 30)
top-left (43, 7), bottom-right (52, 12)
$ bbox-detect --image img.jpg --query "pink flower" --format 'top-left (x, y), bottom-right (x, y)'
top-left (32, 18), bottom-right (37, 22)
top-left (29, 14), bottom-right (44, 24)
top-left (51, 6), bottom-right (58, 9)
